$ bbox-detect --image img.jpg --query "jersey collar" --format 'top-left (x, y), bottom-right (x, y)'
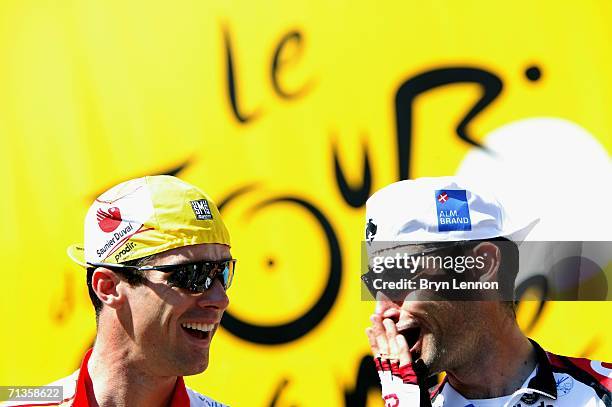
top-left (526, 338), bottom-right (558, 400)
top-left (72, 348), bottom-right (190, 407)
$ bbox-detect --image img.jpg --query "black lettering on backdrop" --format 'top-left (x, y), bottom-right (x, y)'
top-left (268, 378), bottom-right (296, 407)
top-left (271, 30), bottom-right (312, 99)
top-left (224, 27), bottom-right (311, 124)
top-left (332, 136), bottom-right (372, 208)
top-left (223, 26), bottom-right (261, 123)
top-left (218, 186), bottom-right (342, 344)
top-left (394, 67), bottom-right (502, 180)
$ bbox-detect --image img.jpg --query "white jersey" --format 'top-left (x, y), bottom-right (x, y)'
top-left (378, 340), bottom-right (611, 407)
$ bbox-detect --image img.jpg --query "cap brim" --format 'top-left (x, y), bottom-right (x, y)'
top-left (67, 244), bottom-right (88, 267)
top-left (505, 218), bottom-right (540, 244)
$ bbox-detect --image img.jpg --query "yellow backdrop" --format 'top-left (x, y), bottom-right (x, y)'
top-left (0, 1), bottom-right (610, 406)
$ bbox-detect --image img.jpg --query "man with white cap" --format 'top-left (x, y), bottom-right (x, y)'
top-left (364, 177), bottom-right (611, 406)
top-left (9, 176), bottom-right (233, 406)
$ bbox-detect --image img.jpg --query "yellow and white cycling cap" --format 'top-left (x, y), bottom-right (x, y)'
top-left (67, 175), bottom-right (230, 267)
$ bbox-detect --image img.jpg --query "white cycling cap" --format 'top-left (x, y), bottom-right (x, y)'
top-left (365, 176), bottom-right (538, 244)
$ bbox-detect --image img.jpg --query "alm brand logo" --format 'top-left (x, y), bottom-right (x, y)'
top-left (96, 207), bottom-right (122, 232)
top-left (435, 189), bottom-right (472, 232)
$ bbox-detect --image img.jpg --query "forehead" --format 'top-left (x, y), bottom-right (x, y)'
top-left (149, 243), bottom-right (231, 265)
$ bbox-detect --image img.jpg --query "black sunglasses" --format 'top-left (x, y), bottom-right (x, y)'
top-left (361, 242), bottom-right (465, 299)
top-left (88, 259), bottom-right (236, 292)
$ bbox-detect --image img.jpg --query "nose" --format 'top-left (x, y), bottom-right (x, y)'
top-left (196, 278), bottom-right (230, 311)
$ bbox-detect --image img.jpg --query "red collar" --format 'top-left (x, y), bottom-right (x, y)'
top-left (73, 349), bottom-right (190, 407)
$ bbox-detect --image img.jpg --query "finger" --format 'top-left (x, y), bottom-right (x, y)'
top-left (374, 293), bottom-right (389, 314)
top-left (365, 327), bottom-right (379, 356)
top-left (370, 314), bottom-right (389, 356)
top-left (382, 318), bottom-right (399, 358)
top-left (382, 307), bottom-right (400, 320)
top-left (395, 333), bottom-right (413, 366)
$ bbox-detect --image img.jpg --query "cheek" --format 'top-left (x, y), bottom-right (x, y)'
top-left (423, 303), bottom-right (456, 332)
top-left (435, 303), bottom-right (479, 337)
top-left (130, 287), bottom-right (175, 330)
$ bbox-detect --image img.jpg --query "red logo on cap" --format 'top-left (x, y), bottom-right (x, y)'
top-left (437, 192), bottom-right (448, 203)
top-left (97, 207), bottom-right (122, 232)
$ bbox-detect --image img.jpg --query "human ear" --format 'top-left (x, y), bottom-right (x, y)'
top-left (471, 242), bottom-right (501, 282)
top-left (91, 268), bottom-right (127, 310)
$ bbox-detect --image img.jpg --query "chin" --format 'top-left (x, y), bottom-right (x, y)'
top-left (174, 351), bottom-right (210, 376)
top-left (181, 359), bottom-right (209, 376)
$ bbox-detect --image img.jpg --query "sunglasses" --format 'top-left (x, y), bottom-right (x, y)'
top-left (88, 259), bottom-right (236, 293)
top-left (361, 242), bottom-right (464, 299)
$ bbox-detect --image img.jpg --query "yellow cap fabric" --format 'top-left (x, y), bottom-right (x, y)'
top-left (67, 175), bottom-right (230, 267)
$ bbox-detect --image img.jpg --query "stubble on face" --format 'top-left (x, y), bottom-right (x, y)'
top-left (402, 301), bottom-right (489, 375)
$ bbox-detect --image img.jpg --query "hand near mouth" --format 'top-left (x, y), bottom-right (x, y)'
top-left (367, 314), bottom-right (422, 386)
top-left (367, 314), bottom-right (432, 406)
top-left (366, 314), bottom-right (430, 406)
top-left (367, 314), bottom-right (413, 367)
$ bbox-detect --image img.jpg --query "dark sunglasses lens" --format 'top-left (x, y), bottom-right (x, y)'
top-left (223, 260), bottom-right (235, 290)
top-left (207, 261), bottom-right (233, 290)
top-left (204, 260), bottom-right (234, 290)
top-left (167, 261), bottom-right (235, 292)
top-left (167, 265), bottom-right (196, 290)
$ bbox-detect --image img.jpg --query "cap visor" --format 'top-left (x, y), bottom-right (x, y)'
top-left (505, 218), bottom-right (540, 244)
top-left (67, 244), bottom-right (87, 267)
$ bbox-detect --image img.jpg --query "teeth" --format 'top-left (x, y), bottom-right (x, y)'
top-left (181, 322), bottom-right (214, 332)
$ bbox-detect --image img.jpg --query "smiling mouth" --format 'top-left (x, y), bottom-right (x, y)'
top-left (181, 322), bottom-right (214, 341)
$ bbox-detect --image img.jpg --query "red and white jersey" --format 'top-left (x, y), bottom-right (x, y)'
top-left (377, 340), bottom-right (611, 407)
top-left (1, 350), bottom-right (227, 407)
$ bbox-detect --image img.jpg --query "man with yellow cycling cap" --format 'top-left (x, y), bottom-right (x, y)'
top-left (16, 176), bottom-right (234, 407)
